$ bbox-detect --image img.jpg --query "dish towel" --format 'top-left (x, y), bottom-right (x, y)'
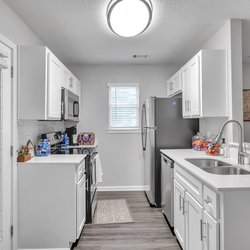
top-left (96, 154), bottom-right (103, 183)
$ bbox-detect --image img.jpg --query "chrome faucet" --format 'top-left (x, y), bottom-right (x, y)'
top-left (214, 120), bottom-right (249, 164)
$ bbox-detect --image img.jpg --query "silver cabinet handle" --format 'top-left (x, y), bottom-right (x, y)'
top-left (200, 220), bottom-right (206, 241)
top-left (182, 197), bottom-right (186, 215)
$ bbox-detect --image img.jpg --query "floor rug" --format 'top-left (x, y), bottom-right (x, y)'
top-left (92, 199), bottom-right (134, 225)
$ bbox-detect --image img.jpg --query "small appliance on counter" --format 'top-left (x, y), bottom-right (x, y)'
top-left (66, 126), bottom-right (78, 145)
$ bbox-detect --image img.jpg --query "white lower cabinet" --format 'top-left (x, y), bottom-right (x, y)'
top-left (174, 180), bottom-right (185, 248)
top-left (174, 164), bottom-right (219, 250)
top-left (185, 192), bottom-right (203, 250)
top-left (76, 173), bottom-right (86, 238)
top-left (18, 159), bottom-right (86, 249)
top-left (174, 179), bottom-right (219, 250)
top-left (203, 210), bottom-right (219, 250)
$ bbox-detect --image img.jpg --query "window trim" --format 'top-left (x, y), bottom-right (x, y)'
top-left (107, 83), bottom-right (140, 132)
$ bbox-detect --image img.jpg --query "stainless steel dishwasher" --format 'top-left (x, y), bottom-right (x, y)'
top-left (161, 153), bottom-right (174, 229)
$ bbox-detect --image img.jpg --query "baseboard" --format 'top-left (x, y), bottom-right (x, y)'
top-left (98, 185), bottom-right (146, 192)
top-left (18, 248), bottom-right (69, 250)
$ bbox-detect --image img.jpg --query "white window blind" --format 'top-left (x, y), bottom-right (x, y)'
top-left (108, 83), bottom-right (139, 129)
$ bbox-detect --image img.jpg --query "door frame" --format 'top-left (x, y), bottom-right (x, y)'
top-left (0, 33), bottom-right (17, 250)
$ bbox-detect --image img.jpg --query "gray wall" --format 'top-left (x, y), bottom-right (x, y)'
top-left (0, 0), bottom-right (66, 146)
top-left (68, 64), bottom-right (179, 189)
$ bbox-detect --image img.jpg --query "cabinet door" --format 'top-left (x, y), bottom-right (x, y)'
top-left (181, 66), bottom-right (191, 118)
top-left (68, 74), bottom-right (77, 94)
top-left (203, 210), bottom-right (219, 250)
top-left (166, 79), bottom-right (175, 97)
top-left (61, 66), bottom-right (69, 89)
top-left (76, 80), bottom-right (81, 97)
top-left (77, 174), bottom-right (86, 239)
top-left (47, 52), bottom-right (61, 119)
top-left (189, 55), bottom-right (200, 117)
top-left (174, 72), bottom-right (182, 93)
top-left (185, 192), bottom-right (203, 250)
top-left (174, 180), bottom-right (185, 249)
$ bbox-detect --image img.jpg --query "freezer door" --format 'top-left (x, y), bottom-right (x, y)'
top-left (144, 97), bottom-right (156, 205)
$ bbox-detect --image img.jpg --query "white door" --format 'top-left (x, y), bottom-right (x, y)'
top-left (0, 41), bottom-right (13, 250)
top-left (185, 192), bottom-right (203, 250)
top-left (76, 174), bottom-right (86, 239)
top-left (61, 66), bottom-right (69, 89)
top-left (181, 66), bottom-right (191, 118)
top-left (189, 55), bottom-right (200, 117)
top-left (174, 180), bottom-right (185, 248)
top-left (203, 210), bottom-right (219, 250)
top-left (47, 52), bottom-right (61, 119)
top-left (166, 79), bottom-right (175, 97)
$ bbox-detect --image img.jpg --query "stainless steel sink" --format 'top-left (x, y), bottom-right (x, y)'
top-left (202, 166), bottom-right (250, 175)
top-left (185, 158), bottom-right (250, 175)
top-left (185, 158), bottom-right (231, 168)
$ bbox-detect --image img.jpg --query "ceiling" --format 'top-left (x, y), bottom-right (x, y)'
top-left (4, 0), bottom-right (250, 65)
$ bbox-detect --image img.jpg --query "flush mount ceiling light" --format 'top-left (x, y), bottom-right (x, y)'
top-left (107, 0), bottom-right (153, 37)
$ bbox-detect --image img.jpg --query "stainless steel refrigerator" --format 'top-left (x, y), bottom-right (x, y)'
top-left (141, 97), bottom-right (199, 207)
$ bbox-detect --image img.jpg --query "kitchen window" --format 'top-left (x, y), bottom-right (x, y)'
top-left (107, 83), bottom-right (140, 133)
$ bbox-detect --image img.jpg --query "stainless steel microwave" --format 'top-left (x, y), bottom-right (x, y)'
top-left (61, 89), bottom-right (80, 121)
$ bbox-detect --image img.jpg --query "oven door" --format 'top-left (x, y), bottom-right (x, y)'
top-left (62, 89), bottom-right (80, 121)
top-left (90, 155), bottom-right (97, 201)
top-left (90, 154), bottom-right (98, 217)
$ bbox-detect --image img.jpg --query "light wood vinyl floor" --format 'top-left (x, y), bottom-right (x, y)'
top-left (75, 191), bottom-right (181, 250)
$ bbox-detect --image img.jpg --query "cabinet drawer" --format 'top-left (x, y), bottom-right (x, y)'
top-left (174, 164), bottom-right (203, 203)
top-left (203, 185), bottom-right (219, 219)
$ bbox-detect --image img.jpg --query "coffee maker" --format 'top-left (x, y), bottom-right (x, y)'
top-left (66, 126), bottom-right (78, 145)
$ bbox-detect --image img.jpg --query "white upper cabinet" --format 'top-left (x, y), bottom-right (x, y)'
top-left (167, 50), bottom-right (227, 119)
top-left (182, 50), bottom-right (227, 118)
top-left (61, 65), bottom-right (70, 89)
top-left (19, 46), bottom-right (81, 120)
top-left (61, 65), bottom-right (80, 96)
top-left (47, 52), bottom-right (62, 119)
top-left (166, 71), bottom-right (182, 97)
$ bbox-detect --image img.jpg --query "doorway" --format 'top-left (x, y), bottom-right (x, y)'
top-left (0, 34), bottom-right (17, 250)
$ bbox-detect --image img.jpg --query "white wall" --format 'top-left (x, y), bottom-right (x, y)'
top-left (243, 63), bottom-right (250, 142)
top-left (68, 64), bottom-right (179, 189)
top-left (199, 19), bottom-right (243, 143)
top-left (0, 0), bottom-right (42, 46)
top-left (0, 0), bottom-right (66, 146)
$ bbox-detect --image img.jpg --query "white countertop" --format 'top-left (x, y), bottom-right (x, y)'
top-left (160, 149), bottom-right (250, 191)
top-left (18, 154), bottom-right (87, 165)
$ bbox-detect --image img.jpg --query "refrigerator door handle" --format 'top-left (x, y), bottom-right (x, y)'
top-left (144, 126), bottom-right (156, 130)
top-left (141, 104), bottom-right (147, 151)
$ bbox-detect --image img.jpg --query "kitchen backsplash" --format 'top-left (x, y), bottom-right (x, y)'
top-left (18, 120), bottom-right (65, 147)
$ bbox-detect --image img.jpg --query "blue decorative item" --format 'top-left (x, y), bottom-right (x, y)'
top-left (36, 139), bottom-right (50, 156)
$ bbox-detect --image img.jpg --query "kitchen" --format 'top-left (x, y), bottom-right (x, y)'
top-left (1, 0), bottom-right (250, 250)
